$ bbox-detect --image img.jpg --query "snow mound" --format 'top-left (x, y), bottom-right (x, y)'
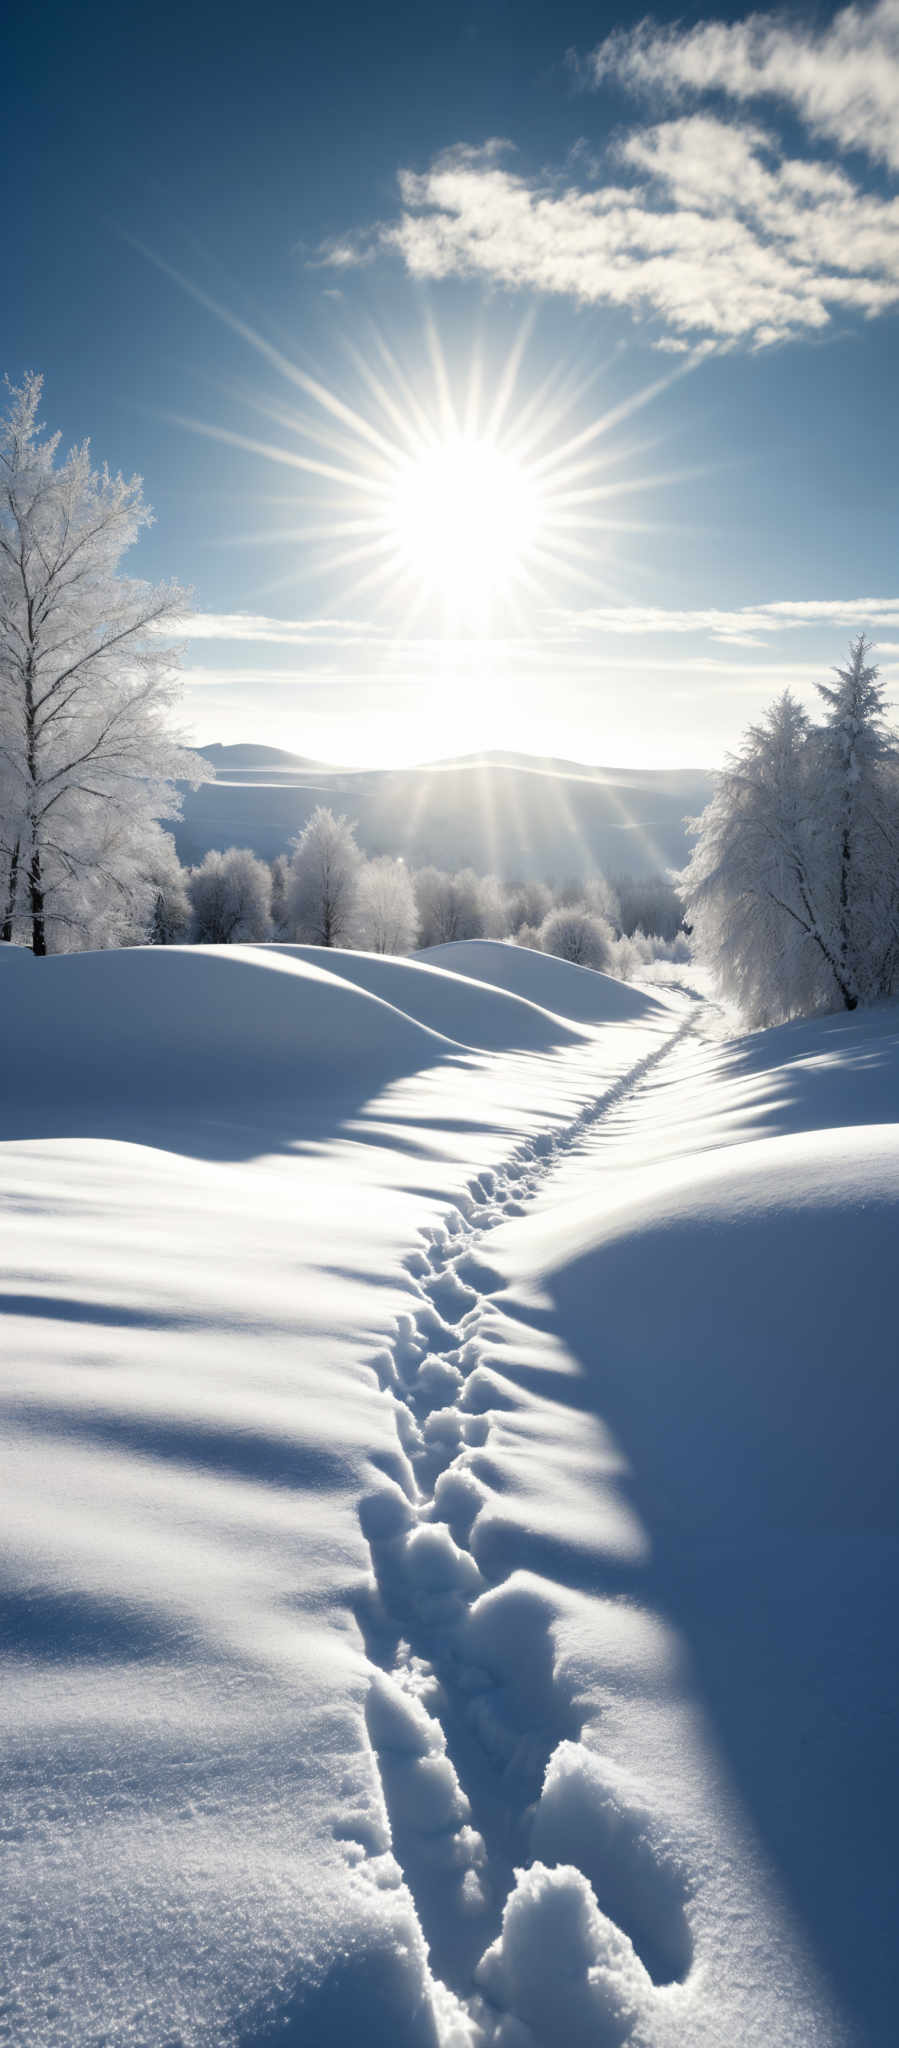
top-left (417, 940), bottom-right (663, 1024)
top-left (267, 946), bottom-right (587, 1051)
top-left (475, 1861), bottom-right (652, 2048)
top-left (494, 1123), bottom-right (899, 1533)
top-left (487, 1113), bottom-right (899, 2037)
top-left (0, 945), bottom-right (459, 1125)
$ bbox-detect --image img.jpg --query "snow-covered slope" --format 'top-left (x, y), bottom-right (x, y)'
top-left (263, 944), bottom-right (593, 1052)
top-left (1, 942), bottom-right (896, 2048)
top-left (418, 939), bottom-right (665, 1024)
top-left (174, 753), bottom-right (713, 880)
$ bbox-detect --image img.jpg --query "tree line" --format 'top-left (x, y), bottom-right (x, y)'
top-left (146, 808), bottom-right (688, 978)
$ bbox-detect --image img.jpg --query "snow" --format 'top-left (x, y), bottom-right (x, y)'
top-left (418, 939), bottom-right (665, 1025)
top-left (173, 755), bottom-right (714, 880)
top-left (1, 939), bottom-right (897, 2046)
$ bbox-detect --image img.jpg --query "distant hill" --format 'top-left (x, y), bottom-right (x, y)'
top-left (196, 742), bottom-right (329, 770)
top-left (176, 747), bottom-right (715, 881)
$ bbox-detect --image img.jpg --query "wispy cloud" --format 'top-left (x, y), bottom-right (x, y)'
top-left (548, 597), bottom-right (899, 643)
top-left (322, 3), bottom-right (899, 350)
top-left (334, 123), bottom-right (899, 348)
top-left (590, 0), bottom-right (899, 173)
top-left (179, 599), bottom-right (899, 660)
top-left (175, 611), bottom-right (382, 646)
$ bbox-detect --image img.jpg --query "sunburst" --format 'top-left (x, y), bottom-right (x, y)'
top-left (154, 250), bottom-right (702, 640)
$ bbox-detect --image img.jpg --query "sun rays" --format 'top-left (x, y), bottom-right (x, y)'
top-left (148, 240), bottom-right (702, 641)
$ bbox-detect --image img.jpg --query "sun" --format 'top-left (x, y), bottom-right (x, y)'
top-left (387, 435), bottom-right (543, 608)
top-left (169, 293), bottom-right (691, 640)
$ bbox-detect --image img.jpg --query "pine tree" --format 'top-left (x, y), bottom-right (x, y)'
top-left (811, 634), bottom-right (899, 1005)
top-left (685, 650), bottom-right (899, 1024)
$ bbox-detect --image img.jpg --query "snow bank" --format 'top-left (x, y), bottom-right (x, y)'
top-left (265, 946), bottom-right (587, 1052)
top-left (481, 1032), bottom-right (899, 2045)
top-left (417, 940), bottom-right (664, 1024)
top-left (0, 944), bottom-right (457, 1128)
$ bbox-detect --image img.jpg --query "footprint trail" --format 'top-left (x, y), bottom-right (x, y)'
top-left (352, 1016), bottom-right (698, 2042)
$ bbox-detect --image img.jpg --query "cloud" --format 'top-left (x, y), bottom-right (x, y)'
top-left (367, 123), bottom-right (899, 347)
top-left (175, 612), bottom-right (381, 646)
top-left (178, 601), bottom-right (899, 668)
top-left (590, 0), bottom-right (899, 173)
top-left (548, 598), bottom-right (899, 642)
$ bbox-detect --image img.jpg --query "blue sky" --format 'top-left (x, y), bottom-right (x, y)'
top-left (6, 0), bottom-right (899, 766)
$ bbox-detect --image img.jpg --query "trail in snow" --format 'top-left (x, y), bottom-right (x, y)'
top-left (354, 1016), bottom-right (697, 2036)
top-left (5, 944), bottom-right (886, 2047)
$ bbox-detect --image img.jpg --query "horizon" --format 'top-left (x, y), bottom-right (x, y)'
top-left (192, 738), bottom-right (714, 776)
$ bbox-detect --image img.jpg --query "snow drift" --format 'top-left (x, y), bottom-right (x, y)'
top-left (417, 939), bottom-right (664, 1025)
top-left (267, 945), bottom-right (591, 1052)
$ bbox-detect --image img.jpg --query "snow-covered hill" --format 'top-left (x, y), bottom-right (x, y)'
top-left (174, 750), bottom-right (714, 881)
top-left (1, 942), bottom-right (896, 2047)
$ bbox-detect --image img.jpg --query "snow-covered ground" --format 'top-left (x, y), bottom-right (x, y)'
top-left (1, 941), bottom-right (896, 2047)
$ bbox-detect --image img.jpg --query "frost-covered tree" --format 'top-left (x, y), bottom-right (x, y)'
top-left (0, 374), bottom-right (207, 953)
top-left (506, 878), bottom-right (552, 935)
top-left (685, 649), bottom-right (899, 1024)
top-left (188, 847), bottom-right (272, 944)
top-left (538, 905), bottom-right (614, 969)
top-left (287, 806), bottom-right (361, 945)
top-left (811, 635), bottom-right (899, 1006)
top-left (356, 855), bottom-right (418, 953)
top-left (270, 852), bottom-right (292, 938)
top-left (478, 873), bottom-right (511, 939)
top-left (413, 865), bottom-right (485, 946)
top-left (684, 693), bottom-right (822, 1023)
top-left (146, 834), bottom-right (191, 945)
top-left (615, 873), bottom-right (684, 941)
top-left (582, 872), bottom-right (621, 930)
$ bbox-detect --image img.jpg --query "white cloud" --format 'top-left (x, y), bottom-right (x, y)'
top-left (590, 0), bottom-right (899, 173)
top-left (179, 601), bottom-right (899, 668)
top-left (372, 124), bottom-right (899, 346)
top-left (175, 612), bottom-right (381, 646)
top-left (548, 598), bottom-right (899, 642)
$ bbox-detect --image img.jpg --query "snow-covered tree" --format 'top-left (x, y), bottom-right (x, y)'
top-left (145, 834), bottom-right (191, 945)
top-left (188, 847), bottom-right (272, 944)
top-left (582, 872), bottom-right (621, 929)
top-left (270, 852), bottom-right (292, 938)
top-left (506, 878), bottom-right (552, 935)
top-left (0, 374), bottom-right (208, 953)
top-left (684, 648), bottom-right (899, 1024)
top-left (538, 905), bottom-right (614, 969)
top-left (615, 872), bottom-right (684, 941)
top-left (684, 692), bottom-right (820, 1023)
top-left (356, 855), bottom-right (418, 953)
top-left (810, 634), bottom-right (899, 1005)
top-left (413, 865), bottom-right (485, 946)
top-left (287, 807), bottom-right (361, 945)
top-left (479, 873), bottom-right (511, 939)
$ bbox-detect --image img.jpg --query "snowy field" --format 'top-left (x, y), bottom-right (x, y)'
top-left (1, 940), bottom-right (897, 2048)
